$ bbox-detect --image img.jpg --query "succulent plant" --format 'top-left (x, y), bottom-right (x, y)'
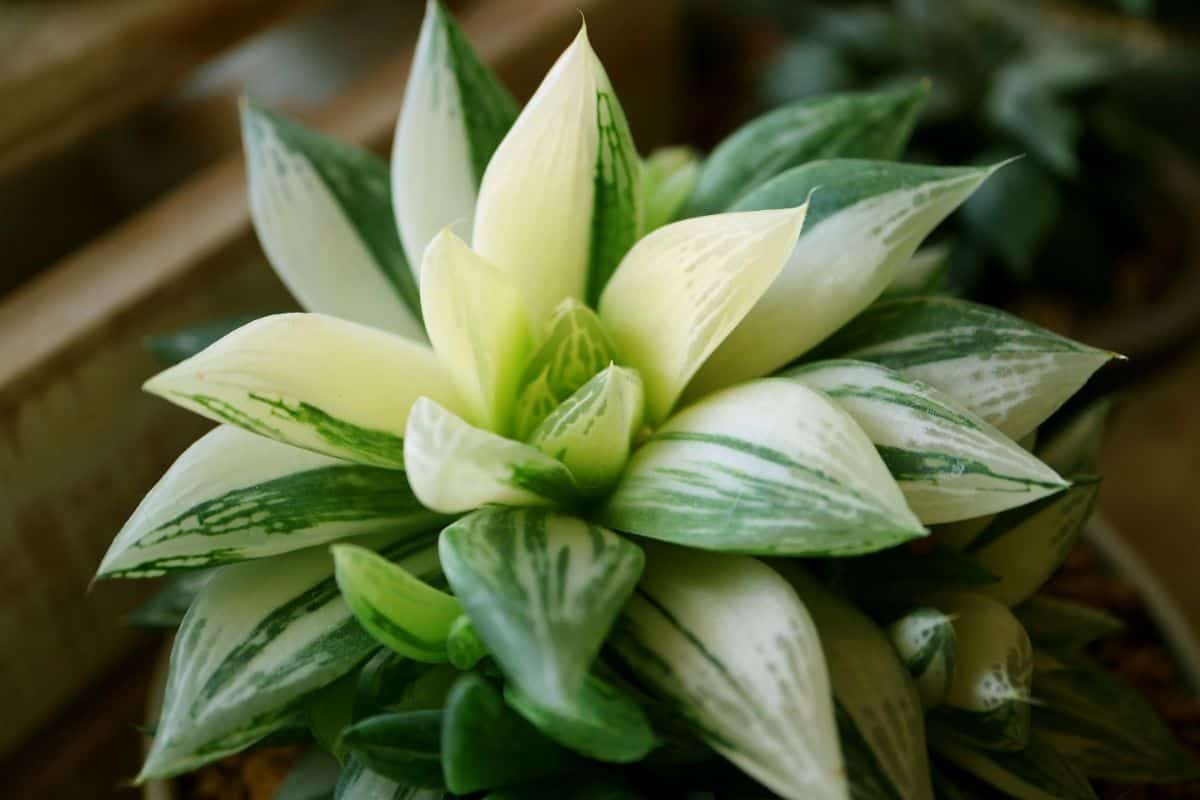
top-left (100, 2), bottom-right (1197, 798)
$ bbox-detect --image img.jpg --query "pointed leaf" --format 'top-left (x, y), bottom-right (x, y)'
top-left (929, 730), bottom-right (1096, 800)
top-left (242, 103), bottom-right (423, 338)
top-left (1036, 397), bottom-right (1111, 477)
top-left (336, 758), bottom-right (444, 800)
top-left (473, 27), bottom-right (641, 324)
top-left (689, 161), bottom-right (997, 397)
top-left (528, 365), bottom-right (644, 495)
top-left (420, 229), bottom-right (531, 432)
top-left (145, 314), bottom-right (465, 469)
top-left (889, 607), bottom-right (957, 710)
top-left (1013, 596), bottom-right (1123, 654)
top-left (684, 84), bottom-right (927, 216)
top-left (614, 545), bottom-right (845, 800)
top-left (808, 297), bottom-right (1114, 440)
top-left (127, 569), bottom-right (213, 628)
top-left (446, 615), bottom-right (488, 670)
top-left (882, 244), bottom-right (953, 300)
top-left (439, 508), bottom-right (643, 708)
top-left (146, 314), bottom-right (263, 366)
top-left (785, 360), bottom-right (1067, 524)
top-left (599, 207), bottom-right (807, 423)
top-left (392, 0), bottom-right (516, 271)
top-left (340, 710), bottom-right (445, 789)
top-left (603, 378), bottom-right (925, 555)
top-left (99, 426), bottom-right (445, 578)
top-left (642, 146), bottom-right (700, 231)
top-left (403, 398), bottom-right (576, 513)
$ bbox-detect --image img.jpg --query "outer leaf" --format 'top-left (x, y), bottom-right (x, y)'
top-left (446, 615), bottom-right (488, 670)
top-left (340, 710), bottom-right (445, 788)
top-left (642, 146), bottom-right (700, 231)
top-left (889, 607), bottom-right (957, 710)
top-left (145, 314), bottom-right (464, 469)
top-left (333, 544), bottom-right (461, 663)
top-left (242, 102), bottom-right (423, 339)
top-left (403, 398), bottom-right (576, 513)
top-left (881, 244), bottom-right (952, 300)
top-left (439, 508), bottom-right (643, 708)
top-left (146, 314), bottom-right (262, 366)
top-left (599, 207), bottom-right (806, 423)
top-left (127, 570), bottom-right (213, 628)
top-left (783, 564), bottom-right (934, 800)
top-left (929, 730), bottom-right (1096, 800)
top-left (336, 758), bottom-right (444, 800)
top-left (1013, 596), bottom-right (1123, 654)
top-left (689, 161), bottom-right (997, 397)
top-left (967, 481), bottom-right (1099, 607)
top-left (613, 545), bottom-right (846, 800)
top-left (1035, 397), bottom-right (1111, 477)
top-left (512, 298), bottom-right (616, 440)
top-left (784, 360), bottom-right (1066, 524)
top-left (840, 546), bottom-right (999, 616)
top-left (603, 379), bottom-right (925, 555)
top-left (684, 83), bottom-right (927, 216)
top-left (99, 426), bottom-right (444, 578)
top-left (392, 0), bottom-right (516, 273)
top-left (528, 365), bottom-right (644, 495)
top-left (140, 532), bottom-right (439, 779)
top-left (420, 230), bottom-right (531, 432)
top-left (473, 27), bottom-right (641, 324)
top-left (808, 297), bottom-right (1114, 440)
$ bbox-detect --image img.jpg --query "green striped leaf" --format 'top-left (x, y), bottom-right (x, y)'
top-left (603, 379), bottom-right (925, 555)
top-left (690, 161), bottom-right (997, 397)
top-left (336, 758), bottom-right (445, 800)
top-left (146, 314), bottom-right (263, 366)
top-left (684, 83), bottom-right (927, 216)
top-left (446, 615), bottom-right (488, 670)
top-left (439, 508), bottom-right (643, 709)
top-left (403, 397), bottom-right (577, 513)
top-left (145, 314), bottom-right (466, 469)
top-left (242, 102), bottom-right (423, 339)
top-left (332, 543), bottom-right (460, 663)
top-left (889, 607), bottom-right (957, 710)
top-left (1032, 659), bottom-right (1200, 782)
top-left (599, 206), bottom-right (807, 423)
top-left (392, 0), bottom-right (516, 273)
top-left (513, 298), bottom-right (617, 441)
top-left (613, 546), bottom-right (845, 800)
top-left (783, 564), bottom-right (934, 800)
top-left (473, 26), bottom-right (641, 325)
top-left (881, 244), bottom-right (952, 300)
top-left (785, 360), bottom-right (1067, 524)
top-left (528, 365), bottom-right (644, 495)
top-left (1013, 596), bottom-right (1123, 654)
top-left (808, 297), bottom-right (1114, 440)
top-left (929, 730), bottom-right (1096, 800)
top-left (99, 426), bottom-right (445, 578)
top-left (340, 710), bottom-right (445, 789)
top-left (642, 146), bottom-right (700, 232)
top-left (926, 593), bottom-right (1033, 752)
top-left (1036, 398), bottom-right (1111, 477)
top-left (967, 481), bottom-right (1099, 607)
top-left (140, 532), bottom-right (439, 779)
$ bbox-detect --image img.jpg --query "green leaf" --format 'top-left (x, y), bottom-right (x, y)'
top-left (784, 360), bottom-right (1067, 524)
top-left (146, 314), bottom-right (262, 366)
top-left (273, 748), bottom-right (341, 800)
top-left (403, 398), bottom-right (577, 513)
top-left (782, 564), bottom-right (934, 800)
top-left (442, 674), bottom-right (581, 794)
top-left (889, 607), bottom-right (957, 710)
top-left (340, 710), bottom-right (445, 789)
top-left (513, 298), bottom-right (617, 441)
top-left (684, 84), bottom-right (927, 216)
top-left (303, 669), bottom-right (359, 758)
top-left (967, 481), bottom-right (1099, 607)
top-left (929, 730), bottom-right (1096, 800)
top-left (241, 102), bottom-right (423, 339)
top-left (690, 160), bottom-right (998, 397)
top-left (1013, 596), bottom-right (1123, 654)
top-left (642, 146), bottom-right (701, 232)
top-left (335, 758), bottom-right (445, 800)
top-left (99, 425), bottom-right (446, 578)
top-left (614, 545), bottom-right (846, 800)
top-left (1035, 398), bottom-right (1111, 477)
top-left (604, 378), bottom-right (925, 555)
top-left (126, 570), bottom-right (213, 628)
top-left (139, 532), bottom-right (439, 779)
top-left (529, 365), bottom-right (644, 495)
top-left (333, 543), bottom-right (461, 663)
top-left (439, 508), bottom-right (643, 709)
top-left (446, 615), bottom-right (488, 670)
top-left (808, 297), bottom-right (1115, 440)
top-left (1032, 658), bottom-right (1200, 782)
top-left (392, 0), bottom-right (516, 271)
top-left (881, 244), bottom-right (953, 300)
top-left (839, 546), bottom-right (999, 615)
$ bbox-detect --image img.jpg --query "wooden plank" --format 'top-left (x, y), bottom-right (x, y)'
top-left (0, 0), bottom-right (320, 176)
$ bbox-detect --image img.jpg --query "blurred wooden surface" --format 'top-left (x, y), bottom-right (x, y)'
top-left (0, 0), bottom-right (320, 176)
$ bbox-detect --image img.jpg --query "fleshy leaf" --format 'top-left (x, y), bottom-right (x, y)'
top-left (336, 758), bottom-right (444, 800)
top-left (340, 710), bottom-right (445, 789)
top-left (392, 0), bottom-right (516, 273)
top-left (146, 314), bottom-right (263, 366)
top-left (446, 615), bottom-right (488, 670)
top-left (808, 297), bottom-right (1115, 440)
top-left (599, 207), bottom-right (807, 423)
top-left (242, 102), bottom-right (423, 339)
top-left (274, 749), bottom-right (342, 800)
top-left (139, 532), bottom-right (439, 779)
top-left (1036, 397), bottom-right (1111, 477)
top-left (403, 398), bottom-right (577, 513)
top-left (784, 360), bottom-right (1067, 524)
top-left (332, 543), bottom-right (461, 663)
top-left (603, 378), bottom-right (925, 555)
top-left (929, 730), bottom-right (1096, 800)
top-left (473, 26), bottom-right (641, 324)
top-left (882, 243), bottom-right (953, 300)
top-left (439, 508), bottom-right (643, 709)
top-left (528, 365), bottom-right (644, 495)
top-left (684, 83), bottom-right (927, 216)
top-left (613, 545), bottom-right (846, 800)
top-left (145, 314), bottom-right (464, 469)
top-left (642, 146), bottom-right (700, 231)
top-left (890, 607), bottom-right (957, 710)
top-left (127, 570), bottom-right (213, 629)
top-left (99, 426), bottom-right (445, 578)
top-left (420, 229), bottom-right (531, 432)
top-left (689, 160), bottom-right (997, 397)
top-left (1013, 596), bottom-right (1123, 654)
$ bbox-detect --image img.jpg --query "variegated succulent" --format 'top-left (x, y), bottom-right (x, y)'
top-left (101, 3), bottom-right (1198, 798)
